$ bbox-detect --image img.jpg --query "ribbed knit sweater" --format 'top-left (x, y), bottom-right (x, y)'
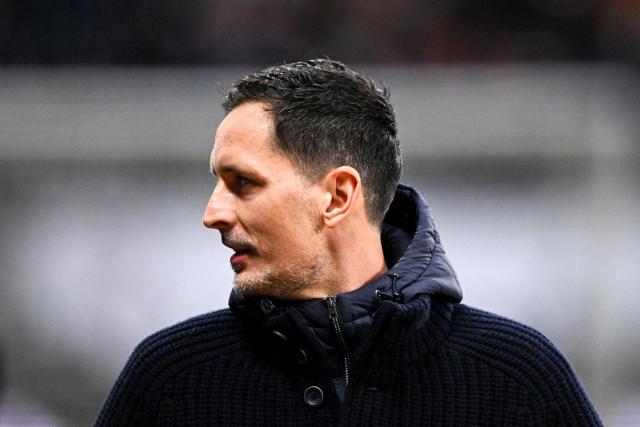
top-left (96, 299), bottom-right (601, 426)
top-left (96, 185), bottom-right (601, 426)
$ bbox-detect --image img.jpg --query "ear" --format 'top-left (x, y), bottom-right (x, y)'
top-left (320, 166), bottom-right (362, 228)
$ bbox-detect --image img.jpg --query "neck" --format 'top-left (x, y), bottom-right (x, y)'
top-left (334, 244), bottom-right (388, 295)
top-left (305, 225), bottom-right (388, 298)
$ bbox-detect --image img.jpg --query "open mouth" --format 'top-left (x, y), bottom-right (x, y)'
top-left (221, 232), bottom-right (255, 271)
top-left (230, 248), bottom-right (252, 269)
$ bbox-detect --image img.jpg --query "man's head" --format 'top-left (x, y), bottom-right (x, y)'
top-left (204, 59), bottom-right (401, 298)
top-left (223, 59), bottom-right (401, 225)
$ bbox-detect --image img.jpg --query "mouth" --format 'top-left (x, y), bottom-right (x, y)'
top-left (230, 248), bottom-right (252, 270)
top-left (221, 232), bottom-right (255, 272)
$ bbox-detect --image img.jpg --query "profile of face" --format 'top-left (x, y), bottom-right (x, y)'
top-left (203, 101), bottom-right (331, 299)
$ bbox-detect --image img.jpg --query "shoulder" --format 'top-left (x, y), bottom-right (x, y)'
top-left (96, 309), bottom-right (249, 425)
top-left (446, 303), bottom-right (601, 424)
top-left (141, 308), bottom-right (244, 351)
top-left (448, 304), bottom-right (575, 388)
top-left (128, 308), bottom-right (247, 379)
top-left (449, 303), bottom-right (559, 354)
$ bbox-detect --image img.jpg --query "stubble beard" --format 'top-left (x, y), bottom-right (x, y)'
top-left (232, 249), bottom-right (331, 299)
top-left (228, 192), bottom-right (333, 299)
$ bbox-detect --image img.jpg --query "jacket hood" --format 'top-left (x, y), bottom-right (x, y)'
top-left (229, 183), bottom-right (462, 354)
top-left (378, 182), bottom-right (462, 303)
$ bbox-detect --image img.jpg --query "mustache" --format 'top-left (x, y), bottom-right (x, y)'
top-left (221, 231), bottom-right (255, 252)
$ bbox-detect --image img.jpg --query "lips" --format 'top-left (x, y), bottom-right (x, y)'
top-left (221, 232), bottom-right (255, 271)
top-left (230, 249), bottom-right (251, 267)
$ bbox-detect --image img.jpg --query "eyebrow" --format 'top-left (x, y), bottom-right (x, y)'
top-left (209, 164), bottom-right (247, 177)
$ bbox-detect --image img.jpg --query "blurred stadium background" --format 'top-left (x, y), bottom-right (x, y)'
top-left (1, 1), bottom-right (639, 425)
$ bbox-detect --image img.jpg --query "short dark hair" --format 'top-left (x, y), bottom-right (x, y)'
top-left (223, 59), bottom-right (402, 226)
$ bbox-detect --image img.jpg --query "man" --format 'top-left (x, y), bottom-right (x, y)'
top-left (97, 59), bottom-right (601, 426)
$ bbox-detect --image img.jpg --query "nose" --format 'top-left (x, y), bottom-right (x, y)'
top-left (203, 183), bottom-right (236, 230)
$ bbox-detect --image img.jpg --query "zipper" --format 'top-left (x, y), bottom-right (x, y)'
top-left (325, 296), bottom-right (351, 387)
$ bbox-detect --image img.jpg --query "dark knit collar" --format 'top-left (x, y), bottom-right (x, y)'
top-left (229, 184), bottom-right (462, 366)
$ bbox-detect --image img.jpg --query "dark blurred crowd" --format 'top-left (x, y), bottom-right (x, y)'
top-left (0, 0), bottom-right (639, 64)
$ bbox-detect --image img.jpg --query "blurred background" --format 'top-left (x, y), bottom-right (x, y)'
top-left (1, 0), bottom-right (639, 425)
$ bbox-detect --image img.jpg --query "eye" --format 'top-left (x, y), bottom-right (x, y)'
top-left (232, 175), bottom-right (257, 195)
top-left (218, 172), bottom-right (259, 196)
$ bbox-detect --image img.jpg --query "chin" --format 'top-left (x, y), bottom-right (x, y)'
top-left (232, 271), bottom-right (268, 297)
top-left (232, 260), bottom-right (320, 299)
top-left (233, 271), bottom-right (298, 299)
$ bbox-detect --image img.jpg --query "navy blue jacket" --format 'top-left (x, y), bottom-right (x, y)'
top-left (96, 184), bottom-right (601, 426)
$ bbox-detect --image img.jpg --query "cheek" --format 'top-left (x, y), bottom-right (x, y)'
top-left (237, 175), bottom-right (321, 242)
top-left (254, 195), bottom-right (318, 250)
top-left (237, 197), bottom-right (293, 245)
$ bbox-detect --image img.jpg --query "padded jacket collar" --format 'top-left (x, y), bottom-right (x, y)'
top-left (229, 183), bottom-right (462, 363)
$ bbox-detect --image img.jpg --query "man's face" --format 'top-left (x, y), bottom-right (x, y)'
top-left (204, 101), bottom-right (330, 299)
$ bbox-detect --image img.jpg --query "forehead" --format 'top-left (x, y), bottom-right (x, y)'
top-left (211, 102), bottom-right (278, 167)
top-left (218, 101), bottom-right (272, 140)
